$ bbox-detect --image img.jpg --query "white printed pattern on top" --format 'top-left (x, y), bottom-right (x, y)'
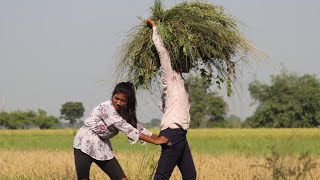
top-left (73, 100), bottom-right (152, 160)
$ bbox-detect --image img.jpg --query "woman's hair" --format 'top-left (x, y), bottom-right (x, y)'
top-left (112, 82), bottom-right (137, 128)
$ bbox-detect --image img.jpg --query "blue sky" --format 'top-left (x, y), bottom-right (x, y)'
top-left (1, 0), bottom-right (319, 121)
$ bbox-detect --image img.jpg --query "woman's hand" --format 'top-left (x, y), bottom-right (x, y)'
top-left (139, 133), bottom-right (169, 145)
top-left (155, 135), bottom-right (169, 145)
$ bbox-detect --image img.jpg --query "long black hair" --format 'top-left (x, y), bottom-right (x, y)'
top-left (112, 82), bottom-right (137, 128)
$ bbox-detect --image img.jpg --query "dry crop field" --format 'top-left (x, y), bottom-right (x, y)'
top-left (0, 128), bottom-right (320, 179)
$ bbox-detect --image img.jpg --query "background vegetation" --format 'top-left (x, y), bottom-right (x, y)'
top-left (1, 69), bottom-right (320, 129)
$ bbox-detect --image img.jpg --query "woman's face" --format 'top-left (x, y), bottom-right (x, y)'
top-left (112, 92), bottom-right (128, 111)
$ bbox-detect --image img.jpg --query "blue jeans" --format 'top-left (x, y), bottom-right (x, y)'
top-left (154, 128), bottom-right (197, 180)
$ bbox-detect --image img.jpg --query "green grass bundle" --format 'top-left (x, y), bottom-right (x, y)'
top-left (118, 0), bottom-right (259, 94)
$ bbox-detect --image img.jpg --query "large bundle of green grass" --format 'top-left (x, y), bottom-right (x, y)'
top-left (118, 0), bottom-right (259, 95)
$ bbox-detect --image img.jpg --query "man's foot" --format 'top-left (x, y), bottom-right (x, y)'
top-left (146, 18), bottom-right (156, 28)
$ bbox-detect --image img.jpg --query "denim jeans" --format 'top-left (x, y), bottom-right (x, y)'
top-left (154, 128), bottom-right (197, 180)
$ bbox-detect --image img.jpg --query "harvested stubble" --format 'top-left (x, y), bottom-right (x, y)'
top-left (118, 0), bottom-right (260, 95)
top-left (1, 150), bottom-right (319, 179)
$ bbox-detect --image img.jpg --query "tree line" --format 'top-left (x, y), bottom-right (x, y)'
top-left (0, 102), bottom-right (84, 129)
top-left (0, 109), bottom-right (58, 129)
top-left (1, 69), bottom-right (320, 129)
top-left (187, 69), bottom-right (320, 128)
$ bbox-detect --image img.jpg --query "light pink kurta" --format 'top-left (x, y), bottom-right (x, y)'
top-left (152, 26), bottom-right (190, 130)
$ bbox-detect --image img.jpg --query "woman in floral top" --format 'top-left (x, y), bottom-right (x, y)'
top-left (73, 82), bottom-right (168, 180)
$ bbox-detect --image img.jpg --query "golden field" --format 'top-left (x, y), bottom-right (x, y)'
top-left (1, 128), bottom-right (320, 179)
top-left (0, 150), bottom-right (319, 179)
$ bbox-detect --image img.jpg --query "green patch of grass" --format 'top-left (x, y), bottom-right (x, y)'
top-left (0, 128), bottom-right (320, 155)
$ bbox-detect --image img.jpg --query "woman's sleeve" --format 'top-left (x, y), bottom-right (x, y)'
top-left (113, 119), bottom-right (142, 145)
top-left (136, 123), bottom-right (153, 145)
top-left (137, 123), bottom-right (153, 137)
top-left (103, 105), bottom-right (141, 144)
top-left (84, 115), bottom-right (115, 139)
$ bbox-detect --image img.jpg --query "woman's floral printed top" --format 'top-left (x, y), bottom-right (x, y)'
top-left (73, 100), bottom-right (152, 160)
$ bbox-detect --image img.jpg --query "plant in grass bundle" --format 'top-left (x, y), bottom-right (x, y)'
top-left (117, 0), bottom-right (261, 95)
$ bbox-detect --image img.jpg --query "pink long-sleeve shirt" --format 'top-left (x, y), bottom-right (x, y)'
top-left (152, 26), bottom-right (190, 130)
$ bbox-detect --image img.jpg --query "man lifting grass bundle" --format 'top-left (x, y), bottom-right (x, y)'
top-left (118, 1), bottom-right (261, 179)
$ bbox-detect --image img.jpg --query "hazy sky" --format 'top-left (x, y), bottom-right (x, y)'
top-left (1, 0), bottom-right (320, 122)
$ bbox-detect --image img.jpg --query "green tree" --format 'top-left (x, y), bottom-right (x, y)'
top-left (0, 111), bottom-right (18, 129)
top-left (244, 70), bottom-right (320, 128)
top-left (22, 110), bottom-right (37, 129)
top-left (5, 111), bottom-right (32, 129)
top-left (0, 112), bottom-right (5, 127)
top-left (60, 102), bottom-right (85, 125)
top-left (34, 109), bottom-right (58, 129)
top-left (150, 118), bottom-right (161, 128)
top-left (0, 110), bottom-right (59, 129)
top-left (225, 114), bottom-right (241, 128)
top-left (186, 75), bottom-right (228, 128)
